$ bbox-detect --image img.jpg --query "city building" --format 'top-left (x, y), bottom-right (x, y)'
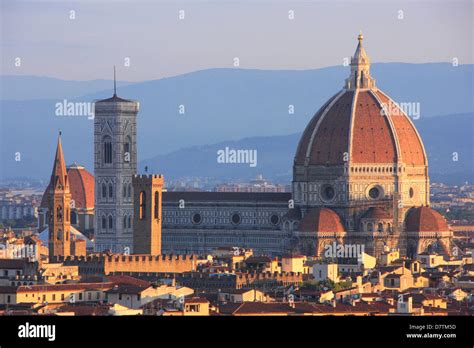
top-left (93, 79), bottom-right (139, 253)
top-left (36, 34), bottom-right (454, 260)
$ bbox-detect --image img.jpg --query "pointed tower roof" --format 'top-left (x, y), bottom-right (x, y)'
top-left (96, 66), bottom-right (134, 104)
top-left (345, 32), bottom-right (376, 90)
top-left (352, 32), bottom-right (370, 65)
top-left (113, 65), bottom-right (117, 97)
top-left (50, 131), bottom-right (69, 190)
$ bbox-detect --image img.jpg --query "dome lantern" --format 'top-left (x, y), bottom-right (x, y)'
top-left (345, 32), bottom-right (376, 90)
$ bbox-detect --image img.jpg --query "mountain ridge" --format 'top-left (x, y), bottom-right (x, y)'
top-left (1, 63), bottom-right (472, 181)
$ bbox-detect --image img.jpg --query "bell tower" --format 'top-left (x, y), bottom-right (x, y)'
top-left (48, 132), bottom-right (71, 261)
top-left (94, 68), bottom-right (139, 253)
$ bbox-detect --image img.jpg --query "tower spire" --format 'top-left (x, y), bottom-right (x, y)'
top-left (113, 65), bottom-right (117, 97)
top-left (48, 130), bottom-right (71, 261)
top-left (51, 131), bottom-right (68, 190)
top-left (345, 32), bottom-right (375, 90)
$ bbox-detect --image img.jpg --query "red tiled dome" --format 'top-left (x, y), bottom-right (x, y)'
top-left (294, 35), bottom-right (427, 167)
top-left (299, 208), bottom-right (345, 233)
top-left (361, 207), bottom-right (392, 219)
top-left (294, 89), bottom-right (426, 166)
top-left (405, 206), bottom-right (449, 232)
top-left (41, 164), bottom-right (94, 209)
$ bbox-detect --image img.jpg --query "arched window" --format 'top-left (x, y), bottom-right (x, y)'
top-left (103, 136), bottom-right (113, 164)
top-left (102, 184), bottom-right (107, 198)
top-left (102, 216), bottom-right (107, 230)
top-left (108, 184), bottom-right (113, 198)
top-left (128, 184), bottom-right (132, 198)
top-left (123, 184), bottom-right (127, 198)
top-left (139, 191), bottom-right (146, 220)
top-left (367, 223), bottom-right (373, 232)
top-left (128, 216), bottom-right (132, 228)
top-left (57, 229), bottom-right (62, 240)
top-left (123, 215), bottom-right (127, 230)
top-left (66, 231), bottom-right (69, 241)
top-left (377, 223), bottom-right (383, 232)
top-left (108, 216), bottom-right (113, 229)
top-left (124, 136), bottom-right (131, 163)
top-left (56, 206), bottom-right (63, 222)
top-left (387, 223), bottom-right (392, 232)
top-left (154, 191), bottom-right (159, 219)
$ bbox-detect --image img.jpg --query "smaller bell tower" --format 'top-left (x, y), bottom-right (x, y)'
top-left (48, 132), bottom-right (71, 261)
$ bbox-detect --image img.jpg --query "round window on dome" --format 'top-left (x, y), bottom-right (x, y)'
top-left (192, 213), bottom-right (202, 225)
top-left (320, 184), bottom-right (336, 201)
top-left (231, 213), bottom-right (241, 225)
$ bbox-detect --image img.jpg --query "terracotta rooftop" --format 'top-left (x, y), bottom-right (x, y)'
top-left (56, 303), bottom-right (111, 316)
top-left (106, 284), bottom-right (149, 295)
top-left (219, 301), bottom-right (394, 315)
top-left (106, 275), bottom-right (151, 288)
top-left (16, 282), bottom-right (114, 293)
top-left (361, 207), bottom-right (392, 220)
top-left (299, 208), bottom-right (345, 233)
top-left (405, 206), bottom-right (450, 232)
top-left (185, 297), bottom-right (210, 304)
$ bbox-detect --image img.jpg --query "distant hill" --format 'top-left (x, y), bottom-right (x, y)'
top-left (0, 64), bottom-right (472, 181)
top-left (0, 75), bottom-right (132, 101)
top-left (141, 113), bottom-right (474, 185)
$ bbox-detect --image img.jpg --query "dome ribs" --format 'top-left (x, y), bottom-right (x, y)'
top-left (294, 93), bottom-right (340, 165)
top-left (309, 91), bottom-right (353, 165)
top-left (68, 167), bottom-right (95, 209)
top-left (295, 35), bottom-right (427, 169)
top-left (351, 91), bottom-right (397, 164)
top-left (41, 166), bottom-right (94, 209)
top-left (299, 208), bottom-right (345, 233)
top-left (405, 206), bottom-right (449, 232)
top-left (374, 91), bottom-right (426, 166)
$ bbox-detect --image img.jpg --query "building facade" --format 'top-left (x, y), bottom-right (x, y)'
top-left (290, 34), bottom-right (451, 258)
top-left (161, 192), bottom-right (292, 255)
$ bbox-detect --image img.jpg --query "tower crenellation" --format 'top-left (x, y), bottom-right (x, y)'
top-left (132, 174), bottom-right (164, 255)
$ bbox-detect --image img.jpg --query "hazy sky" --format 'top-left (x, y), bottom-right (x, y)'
top-left (1, 0), bottom-right (473, 81)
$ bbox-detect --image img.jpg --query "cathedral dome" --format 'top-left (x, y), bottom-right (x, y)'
top-left (361, 207), bottom-right (392, 219)
top-left (41, 164), bottom-right (94, 210)
top-left (405, 206), bottom-right (450, 232)
top-left (299, 208), bottom-right (345, 233)
top-left (294, 34), bottom-right (427, 167)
